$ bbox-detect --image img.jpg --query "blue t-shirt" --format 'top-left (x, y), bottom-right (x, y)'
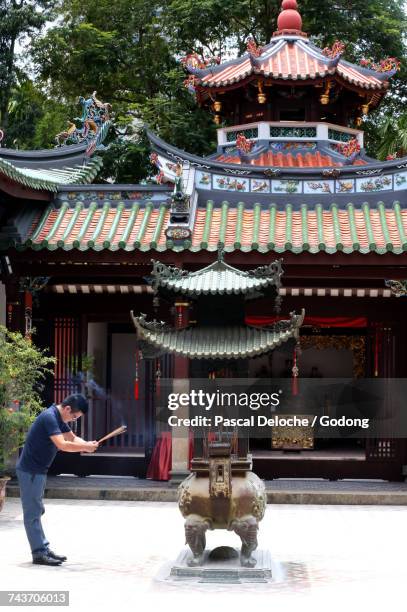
top-left (17, 405), bottom-right (71, 474)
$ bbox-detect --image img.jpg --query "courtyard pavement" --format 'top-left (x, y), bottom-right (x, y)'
top-left (1, 498), bottom-right (406, 611)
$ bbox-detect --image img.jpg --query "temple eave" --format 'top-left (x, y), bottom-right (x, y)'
top-left (130, 312), bottom-right (304, 360)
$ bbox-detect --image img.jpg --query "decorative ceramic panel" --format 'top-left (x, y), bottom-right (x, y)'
top-left (271, 180), bottom-right (302, 194)
top-left (356, 175), bottom-right (393, 192)
top-left (251, 179), bottom-right (271, 193)
top-left (394, 172), bottom-right (407, 191)
top-left (196, 171), bottom-right (212, 189)
top-left (58, 190), bottom-right (161, 202)
top-left (270, 141), bottom-right (317, 151)
top-left (213, 174), bottom-right (249, 192)
top-left (270, 126), bottom-right (316, 138)
top-left (336, 179), bottom-right (355, 193)
top-left (304, 181), bottom-right (334, 194)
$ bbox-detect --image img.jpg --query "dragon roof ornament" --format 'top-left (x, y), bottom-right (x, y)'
top-left (55, 91), bottom-right (111, 154)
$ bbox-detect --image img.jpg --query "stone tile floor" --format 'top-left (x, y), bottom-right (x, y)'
top-left (1, 498), bottom-right (406, 611)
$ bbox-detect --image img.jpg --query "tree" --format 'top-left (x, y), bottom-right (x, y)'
top-left (162, 0), bottom-right (406, 61)
top-left (376, 114), bottom-right (407, 160)
top-left (10, 0), bottom-right (407, 179)
top-left (0, 325), bottom-right (55, 475)
top-left (0, 0), bottom-right (55, 137)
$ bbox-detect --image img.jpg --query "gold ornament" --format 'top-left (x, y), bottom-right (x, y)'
top-left (214, 100), bottom-right (222, 112)
top-left (257, 80), bottom-right (266, 104)
top-left (320, 80), bottom-right (333, 105)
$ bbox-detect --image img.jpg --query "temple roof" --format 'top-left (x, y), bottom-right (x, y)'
top-left (150, 256), bottom-right (282, 296)
top-left (192, 39), bottom-right (389, 93)
top-left (187, 0), bottom-right (395, 110)
top-left (130, 310), bottom-right (304, 359)
top-left (215, 149), bottom-right (366, 168)
top-left (0, 93), bottom-right (111, 194)
top-left (0, 155), bottom-right (103, 192)
top-left (10, 195), bottom-right (407, 255)
top-left (147, 130), bottom-right (392, 177)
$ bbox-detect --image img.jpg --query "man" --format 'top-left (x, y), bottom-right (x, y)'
top-left (16, 394), bottom-right (98, 566)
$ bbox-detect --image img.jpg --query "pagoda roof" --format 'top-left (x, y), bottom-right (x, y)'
top-left (130, 310), bottom-right (304, 359)
top-left (10, 194), bottom-right (407, 255)
top-left (191, 40), bottom-right (395, 108)
top-left (190, 39), bottom-right (390, 94)
top-left (150, 256), bottom-right (282, 296)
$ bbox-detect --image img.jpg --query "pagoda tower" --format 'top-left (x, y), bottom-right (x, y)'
top-left (148, 0), bottom-right (402, 251)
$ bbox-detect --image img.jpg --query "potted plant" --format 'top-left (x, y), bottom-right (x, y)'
top-left (0, 325), bottom-right (55, 511)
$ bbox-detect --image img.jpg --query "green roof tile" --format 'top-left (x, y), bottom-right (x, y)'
top-left (118, 203), bottom-right (140, 248)
top-left (131, 310), bottom-right (304, 359)
top-left (104, 202), bottom-right (125, 248)
top-left (134, 202), bottom-right (153, 248)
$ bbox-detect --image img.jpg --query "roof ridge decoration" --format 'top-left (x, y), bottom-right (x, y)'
top-left (55, 91), bottom-right (111, 156)
top-left (273, 0), bottom-right (308, 39)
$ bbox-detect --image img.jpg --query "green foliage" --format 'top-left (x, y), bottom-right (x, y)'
top-left (98, 136), bottom-right (152, 184)
top-left (163, 0), bottom-right (406, 60)
top-left (0, 326), bottom-right (55, 475)
top-left (0, 0), bottom-right (56, 132)
top-left (5, 79), bottom-right (69, 149)
top-left (3, 0), bottom-right (407, 176)
top-left (376, 114), bottom-right (407, 159)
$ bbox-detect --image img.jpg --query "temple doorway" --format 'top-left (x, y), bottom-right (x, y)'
top-left (248, 333), bottom-right (367, 473)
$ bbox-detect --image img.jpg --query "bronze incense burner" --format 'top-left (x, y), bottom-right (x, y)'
top-left (178, 434), bottom-right (266, 567)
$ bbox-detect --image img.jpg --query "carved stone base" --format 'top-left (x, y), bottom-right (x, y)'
top-left (169, 548), bottom-right (272, 583)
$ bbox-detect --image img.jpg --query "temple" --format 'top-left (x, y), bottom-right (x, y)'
top-left (0, 1), bottom-right (406, 481)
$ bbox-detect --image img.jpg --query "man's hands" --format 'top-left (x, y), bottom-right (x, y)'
top-left (82, 440), bottom-right (99, 453)
top-left (51, 434), bottom-right (99, 453)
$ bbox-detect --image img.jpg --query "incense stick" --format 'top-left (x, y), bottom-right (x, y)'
top-left (97, 425), bottom-right (127, 444)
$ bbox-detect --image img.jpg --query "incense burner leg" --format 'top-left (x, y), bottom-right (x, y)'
top-left (185, 515), bottom-right (210, 566)
top-left (230, 516), bottom-right (259, 568)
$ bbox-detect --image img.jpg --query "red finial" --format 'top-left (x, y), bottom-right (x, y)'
top-left (276, 0), bottom-right (303, 33)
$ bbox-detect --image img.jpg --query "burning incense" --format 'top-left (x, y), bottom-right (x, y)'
top-left (97, 425), bottom-right (127, 445)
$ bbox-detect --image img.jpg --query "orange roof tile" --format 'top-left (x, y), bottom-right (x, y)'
top-left (20, 200), bottom-right (407, 255)
top-left (216, 151), bottom-right (366, 167)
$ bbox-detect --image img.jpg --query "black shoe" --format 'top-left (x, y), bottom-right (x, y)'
top-left (32, 552), bottom-right (62, 566)
top-left (47, 549), bottom-right (67, 562)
